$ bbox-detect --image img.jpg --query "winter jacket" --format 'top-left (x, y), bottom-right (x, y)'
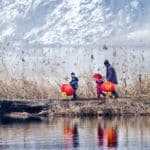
top-left (70, 76), bottom-right (79, 89)
top-left (96, 78), bottom-right (105, 95)
top-left (96, 78), bottom-right (104, 88)
top-left (106, 65), bottom-right (118, 84)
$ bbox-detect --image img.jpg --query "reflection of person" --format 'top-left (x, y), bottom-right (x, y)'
top-left (69, 72), bottom-right (79, 100)
top-left (107, 127), bottom-right (118, 148)
top-left (73, 124), bottom-right (79, 148)
top-left (104, 60), bottom-right (119, 98)
top-left (97, 124), bottom-right (104, 146)
top-left (63, 121), bottom-right (74, 148)
top-left (63, 122), bottom-right (79, 148)
top-left (97, 120), bottom-right (118, 149)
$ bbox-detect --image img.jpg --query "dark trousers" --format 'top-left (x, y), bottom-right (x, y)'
top-left (112, 90), bottom-right (118, 98)
top-left (73, 89), bottom-right (77, 100)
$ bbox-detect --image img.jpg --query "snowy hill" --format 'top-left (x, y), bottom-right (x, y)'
top-left (0, 0), bottom-right (150, 48)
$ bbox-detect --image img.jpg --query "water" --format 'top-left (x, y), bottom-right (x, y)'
top-left (0, 117), bottom-right (150, 150)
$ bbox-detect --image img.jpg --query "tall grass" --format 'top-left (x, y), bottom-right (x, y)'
top-left (0, 78), bottom-right (58, 99)
top-left (0, 73), bottom-right (149, 100)
top-left (119, 74), bottom-right (150, 97)
top-left (0, 42), bottom-right (150, 100)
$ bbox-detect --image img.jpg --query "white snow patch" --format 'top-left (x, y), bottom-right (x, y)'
top-left (128, 26), bottom-right (150, 42)
top-left (0, 27), bottom-right (15, 38)
top-left (130, 0), bottom-right (139, 9)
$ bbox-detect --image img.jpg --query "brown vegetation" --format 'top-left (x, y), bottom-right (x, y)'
top-left (48, 99), bottom-right (150, 116)
top-left (0, 78), bottom-right (59, 99)
top-left (0, 43), bottom-right (149, 100)
top-left (0, 73), bottom-right (150, 100)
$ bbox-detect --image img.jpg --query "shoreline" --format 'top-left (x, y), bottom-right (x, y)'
top-left (0, 98), bottom-right (150, 121)
top-left (48, 98), bottom-right (150, 117)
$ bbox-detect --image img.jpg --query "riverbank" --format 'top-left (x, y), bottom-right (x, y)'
top-left (48, 98), bottom-right (150, 116)
top-left (0, 98), bottom-right (150, 120)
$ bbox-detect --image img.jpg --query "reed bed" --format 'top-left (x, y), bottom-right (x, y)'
top-left (0, 44), bottom-right (149, 100)
top-left (0, 73), bottom-right (149, 100)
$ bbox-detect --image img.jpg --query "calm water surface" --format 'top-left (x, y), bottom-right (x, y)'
top-left (0, 117), bottom-right (150, 150)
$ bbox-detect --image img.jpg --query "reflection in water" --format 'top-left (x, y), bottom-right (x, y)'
top-left (0, 117), bottom-right (150, 150)
top-left (98, 124), bottom-right (104, 146)
top-left (73, 124), bottom-right (79, 148)
top-left (97, 120), bottom-right (118, 149)
top-left (63, 120), bottom-right (79, 148)
top-left (106, 127), bottom-right (118, 148)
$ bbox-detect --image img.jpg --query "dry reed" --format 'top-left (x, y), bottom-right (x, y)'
top-left (0, 73), bottom-right (150, 100)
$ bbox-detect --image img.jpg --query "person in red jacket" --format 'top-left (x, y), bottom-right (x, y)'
top-left (95, 74), bottom-right (106, 98)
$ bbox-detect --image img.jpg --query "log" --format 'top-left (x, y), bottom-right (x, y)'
top-left (0, 100), bottom-right (49, 114)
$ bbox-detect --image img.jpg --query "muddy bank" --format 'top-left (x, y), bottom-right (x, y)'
top-left (48, 98), bottom-right (150, 116)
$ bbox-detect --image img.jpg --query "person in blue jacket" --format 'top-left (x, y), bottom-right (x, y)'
top-left (69, 72), bottom-right (79, 100)
top-left (104, 60), bottom-right (119, 98)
